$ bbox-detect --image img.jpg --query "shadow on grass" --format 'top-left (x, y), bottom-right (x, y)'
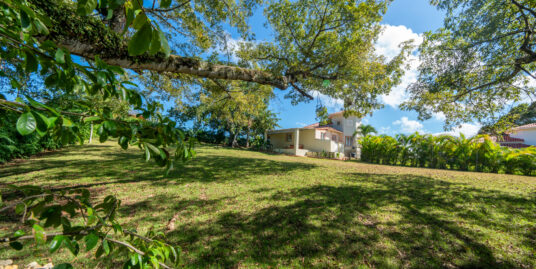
top-left (0, 145), bottom-right (317, 194)
top-left (165, 173), bottom-right (534, 268)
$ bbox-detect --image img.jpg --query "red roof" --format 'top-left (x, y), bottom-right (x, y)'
top-left (302, 122), bottom-right (343, 134)
top-left (328, 111), bottom-right (345, 118)
top-left (303, 123), bottom-right (319, 129)
top-left (498, 134), bottom-right (525, 143)
top-left (315, 126), bottom-right (344, 134)
top-left (508, 123), bottom-right (536, 132)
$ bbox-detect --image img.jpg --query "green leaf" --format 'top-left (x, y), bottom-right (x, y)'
top-left (25, 95), bottom-right (61, 116)
top-left (85, 233), bottom-right (99, 251)
top-left (15, 203), bottom-right (25, 214)
top-left (102, 239), bottom-right (110, 255)
top-left (62, 117), bottom-right (74, 127)
top-left (160, 0), bottom-right (172, 8)
top-left (144, 144), bottom-right (151, 162)
top-left (149, 29), bottom-right (161, 55)
top-left (77, 0), bottom-right (98, 15)
top-left (83, 116), bottom-right (101, 123)
top-left (49, 235), bottom-right (64, 253)
top-left (55, 49), bottom-right (66, 64)
top-left (322, 80), bottom-right (330, 87)
top-left (119, 136), bottom-right (129, 150)
top-left (145, 143), bottom-right (160, 156)
top-left (33, 224), bottom-right (46, 244)
top-left (13, 230), bottom-right (25, 238)
top-left (124, 7), bottom-right (136, 33)
top-left (24, 50), bottom-right (38, 73)
top-left (32, 111), bottom-right (52, 132)
top-left (159, 30), bottom-right (170, 57)
top-left (103, 120), bottom-right (117, 134)
top-left (132, 12), bottom-right (148, 30)
top-left (132, 0), bottom-right (143, 10)
top-left (128, 22), bottom-right (153, 56)
top-left (20, 10), bottom-right (31, 30)
top-left (9, 241), bottom-right (23, 250)
top-left (32, 19), bottom-right (49, 35)
top-left (16, 112), bottom-right (37, 136)
top-left (63, 238), bottom-right (80, 256)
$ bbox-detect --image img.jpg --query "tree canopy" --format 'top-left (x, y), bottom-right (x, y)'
top-left (3, 0), bottom-right (413, 117)
top-left (479, 101), bottom-right (536, 134)
top-left (402, 0), bottom-right (536, 129)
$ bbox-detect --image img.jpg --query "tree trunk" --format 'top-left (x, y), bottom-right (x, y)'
top-left (231, 132), bottom-right (239, 148)
top-left (89, 123), bottom-right (93, 144)
top-left (246, 128), bottom-right (250, 148)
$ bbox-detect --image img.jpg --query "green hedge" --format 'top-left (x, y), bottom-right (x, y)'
top-left (359, 133), bottom-right (536, 176)
top-left (0, 110), bottom-right (63, 163)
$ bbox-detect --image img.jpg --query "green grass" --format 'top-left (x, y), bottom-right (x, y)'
top-left (1, 142), bottom-right (536, 268)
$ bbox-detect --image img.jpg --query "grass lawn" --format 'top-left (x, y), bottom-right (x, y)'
top-left (1, 142), bottom-right (536, 268)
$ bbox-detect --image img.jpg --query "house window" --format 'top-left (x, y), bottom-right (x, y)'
top-left (345, 136), bottom-right (352, 146)
top-left (286, 133), bottom-right (292, 142)
top-left (337, 121), bottom-right (341, 126)
top-left (321, 132), bottom-right (326, 140)
top-left (332, 134), bottom-right (337, 141)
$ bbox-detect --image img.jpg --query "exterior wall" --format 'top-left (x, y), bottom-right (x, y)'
top-left (269, 133), bottom-right (293, 149)
top-left (273, 148), bottom-right (309, 156)
top-left (510, 129), bottom-right (536, 146)
top-left (330, 115), bottom-right (361, 157)
top-left (300, 129), bottom-right (332, 152)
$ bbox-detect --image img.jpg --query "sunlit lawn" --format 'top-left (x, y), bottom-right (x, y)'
top-left (1, 141), bottom-right (536, 268)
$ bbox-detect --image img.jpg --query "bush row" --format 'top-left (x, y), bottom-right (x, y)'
top-left (359, 133), bottom-right (536, 176)
top-left (0, 110), bottom-right (78, 163)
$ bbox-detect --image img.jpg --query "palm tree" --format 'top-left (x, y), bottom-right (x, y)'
top-left (354, 124), bottom-right (377, 137)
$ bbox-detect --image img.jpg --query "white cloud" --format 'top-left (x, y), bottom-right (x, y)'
top-left (213, 32), bottom-right (251, 63)
top-left (311, 90), bottom-right (344, 110)
top-left (434, 123), bottom-right (481, 137)
top-left (378, 126), bottom-right (392, 135)
top-left (432, 112), bottom-right (446, 121)
top-left (296, 122), bottom-right (307, 127)
top-left (393, 116), bottom-right (425, 134)
top-left (375, 25), bottom-right (423, 61)
top-left (376, 24), bottom-right (423, 108)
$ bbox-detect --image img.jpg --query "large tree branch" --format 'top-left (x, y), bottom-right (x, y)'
top-left (58, 37), bottom-right (289, 89)
top-left (30, 0), bottom-right (291, 90)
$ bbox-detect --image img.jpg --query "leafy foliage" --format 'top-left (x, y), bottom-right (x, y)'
top-left (402, 0), bottom-right (536, 128)
top-left (0, 0), bottom-right (195, 266)
top-left (360, 132), bottom-right (536, 175)
top-left (0, 185), bottom-right (181, 268)
top-left (479, 102), bottom-right (536, 134)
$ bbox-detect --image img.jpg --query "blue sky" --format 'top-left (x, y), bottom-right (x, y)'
top-left (262, 0), bottom-right (482, 137)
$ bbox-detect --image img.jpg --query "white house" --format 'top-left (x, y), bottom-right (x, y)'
top-left (266, 111), bottom-right (361, 158)
top-left (506, 123), bottom-right (536, 147)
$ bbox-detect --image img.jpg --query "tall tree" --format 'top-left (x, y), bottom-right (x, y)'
top-left (402, 0), bottom-right (536, 129)
top-left (3, 0), bottom-right (411, 117)
top-left (355, 124), bottom-right (377, 137)
top-left (479, 102), bottom-right (536, 134)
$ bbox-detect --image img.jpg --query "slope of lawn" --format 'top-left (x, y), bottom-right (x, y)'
top-left (1, 142), bottom-right (536, 268)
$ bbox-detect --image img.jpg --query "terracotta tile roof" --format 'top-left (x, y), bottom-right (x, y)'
top-left (302, 122), bottom-right (343, 134)
top-left (303, 123), bottom-right (319, 129)
top-left (508, 123), bottom-right (536, 132)
top-left (498, 134), bottom-right (525, 143)
top-left (328, 111), bottom-right (344, 118)
top-left (315, 126), bottom-right (344, 134)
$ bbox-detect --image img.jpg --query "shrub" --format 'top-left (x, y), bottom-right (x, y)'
top-left (359, 133), bottom-right (536, 176)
